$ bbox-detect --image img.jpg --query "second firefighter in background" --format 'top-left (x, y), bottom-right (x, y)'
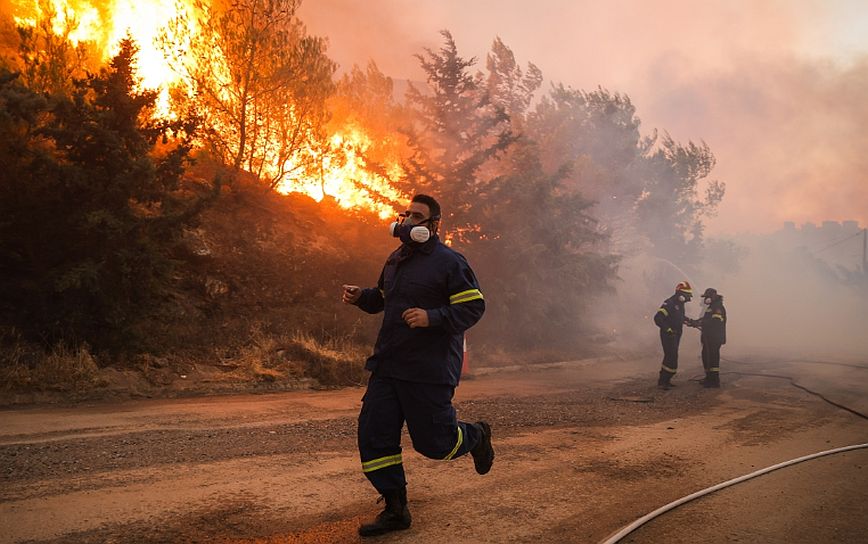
top-left (689, 287), bottom-right (727, 388)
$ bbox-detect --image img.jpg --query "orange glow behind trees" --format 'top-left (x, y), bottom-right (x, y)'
top-left (10, 0), bottom-right (407, 218)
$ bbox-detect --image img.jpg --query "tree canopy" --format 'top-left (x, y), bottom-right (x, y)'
top-left (0, 39), bottom-right (207, 351)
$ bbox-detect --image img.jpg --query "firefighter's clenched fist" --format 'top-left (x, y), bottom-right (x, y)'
top-left (401, 307), bottom-right (429, 328)
top-left (341, 284), bottom-right (361, 304)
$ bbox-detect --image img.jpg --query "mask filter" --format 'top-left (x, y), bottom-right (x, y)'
top-left (408, 226), bottom-right (430, 243)
top-left (390, 221), bottom-right (431, 244)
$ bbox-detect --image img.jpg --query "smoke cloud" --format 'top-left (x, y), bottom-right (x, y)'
top-left (299, 0), bottom-right (868, 365)
top-left (298, 0), bottom-right (868, 235)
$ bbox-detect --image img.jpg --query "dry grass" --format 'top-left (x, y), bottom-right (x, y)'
top-left (0, 332), bottom-right (102, 393)
top-left (286, 330), bottom-right (368, 387)
top-left (0, 322), bottom-right (369, 398)
top-left (213, 325), bottom-right (368, 387)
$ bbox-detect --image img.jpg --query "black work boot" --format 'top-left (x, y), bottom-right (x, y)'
top-left (657, 373), bottom-right (673, 390)
top-left (358, 487), bottom-right (411, 537)
top-left (703, 373), bottom-right (720, 388)
top-left (470, 421), bottom-right (494, 475)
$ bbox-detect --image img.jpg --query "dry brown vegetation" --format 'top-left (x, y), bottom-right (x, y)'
top-left (0, 164), bottom-right (386, 403)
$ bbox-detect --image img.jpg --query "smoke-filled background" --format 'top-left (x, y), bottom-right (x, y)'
top-left (299, 0), bottom-right (868, 359)
top-left (1, 0), bottom-right (866, 392)
top-left (300, 0), bottom-right (868, 234)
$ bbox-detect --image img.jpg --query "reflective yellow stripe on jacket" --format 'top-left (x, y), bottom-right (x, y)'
top-left (657, 307), bottom-right (669, 316)
top-left (450, 289), bottom-right (483, 305)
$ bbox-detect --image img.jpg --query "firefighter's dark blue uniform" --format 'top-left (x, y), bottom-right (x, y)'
top-left (354, 235), bottom-right (485, 492)
top-left (654, 293), bottom-right (687, 385)
top-left (699, 297), bottom-right (727, 384)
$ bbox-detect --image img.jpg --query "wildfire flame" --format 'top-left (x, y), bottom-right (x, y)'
top-left (11, 0), bottom-right (405, 218)
top-left (276, 126), bottom-right (407, 219)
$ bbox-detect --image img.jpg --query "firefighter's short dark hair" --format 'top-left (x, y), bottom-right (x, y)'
top-left (412, 194), bottom-right (441, 220)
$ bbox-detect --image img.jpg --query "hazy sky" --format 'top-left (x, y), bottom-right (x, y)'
top-left (298, 0), bottom-right (868, 235)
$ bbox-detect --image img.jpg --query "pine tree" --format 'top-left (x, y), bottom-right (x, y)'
top-left (0, 39), bottom-right (207, 351)
top-left (402, 31), bottom-right (513, 242)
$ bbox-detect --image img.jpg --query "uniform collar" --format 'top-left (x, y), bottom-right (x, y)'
top-left (401, 235), bottom-right (439, 255)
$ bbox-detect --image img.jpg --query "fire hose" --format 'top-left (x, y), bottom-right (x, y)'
top-left (601, 357), bottom-right (868, 543)
top-left (720, 357), bottom-right (868, 420)
top-left (599, 442), bottom-right (868, 544)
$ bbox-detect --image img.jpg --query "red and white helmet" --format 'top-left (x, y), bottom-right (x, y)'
top-left (675, 281), bottom-right (693, 295)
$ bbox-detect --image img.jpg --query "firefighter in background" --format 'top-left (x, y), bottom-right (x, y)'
top-left (653, 281), bottom-right (693, 389)
top-left (691, 287), bottom-right (727, 387)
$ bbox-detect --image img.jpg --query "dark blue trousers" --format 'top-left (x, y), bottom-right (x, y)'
top-left (358, 374), bottom-right (481, 493)
top-left (658, 330), bottom-right (681, 384)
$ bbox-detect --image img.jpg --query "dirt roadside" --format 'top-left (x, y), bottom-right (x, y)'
top-left (1, 355), bottom-right (867, 544)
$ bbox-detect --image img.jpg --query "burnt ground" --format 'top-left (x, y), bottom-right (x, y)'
top-left (1, 355), bottom-right (867, 544)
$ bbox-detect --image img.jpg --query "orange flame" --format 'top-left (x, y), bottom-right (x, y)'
top-left (275, 126), bottom-right (406, 219)
top-left (11, 0), bottom-right (405, 218)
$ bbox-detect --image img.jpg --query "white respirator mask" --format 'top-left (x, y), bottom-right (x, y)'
top-left (390, 221), bottom-right (431, 244)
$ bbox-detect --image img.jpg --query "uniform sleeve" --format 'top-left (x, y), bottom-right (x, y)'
top-left (716, 306), bottom-right (727, 344)
top-left (426, 255), bottom-right (485, 334)
top-left (355, 268), bottom-right (385, 314)
top-left (653, 302), bottom-right (673, 331)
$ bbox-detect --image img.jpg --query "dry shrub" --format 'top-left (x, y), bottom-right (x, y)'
top-left (214, 325), bottom-right (367, 387)
top-left (286, 331), bottom-right (368, 387)
top-left (217, 326), bottom-right (303, 383)
top-left (0, 333), bottom-right (101, 393)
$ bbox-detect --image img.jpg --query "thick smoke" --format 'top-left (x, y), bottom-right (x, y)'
top-left (298, 0), bottom-right (868, 235)
top-left (645, 55), bottom-right (868, 234)
top-left (296, 0), bottom-right (868, 362)
top-left (698, 225), bottom-right (868, 361)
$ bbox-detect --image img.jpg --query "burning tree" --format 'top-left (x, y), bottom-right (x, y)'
top-left (11, 0), bottom-right (97, 96)
top-left (309, 61), bottom-right (411, 216)
top-left (161, 0), bottom-right (336, 187)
